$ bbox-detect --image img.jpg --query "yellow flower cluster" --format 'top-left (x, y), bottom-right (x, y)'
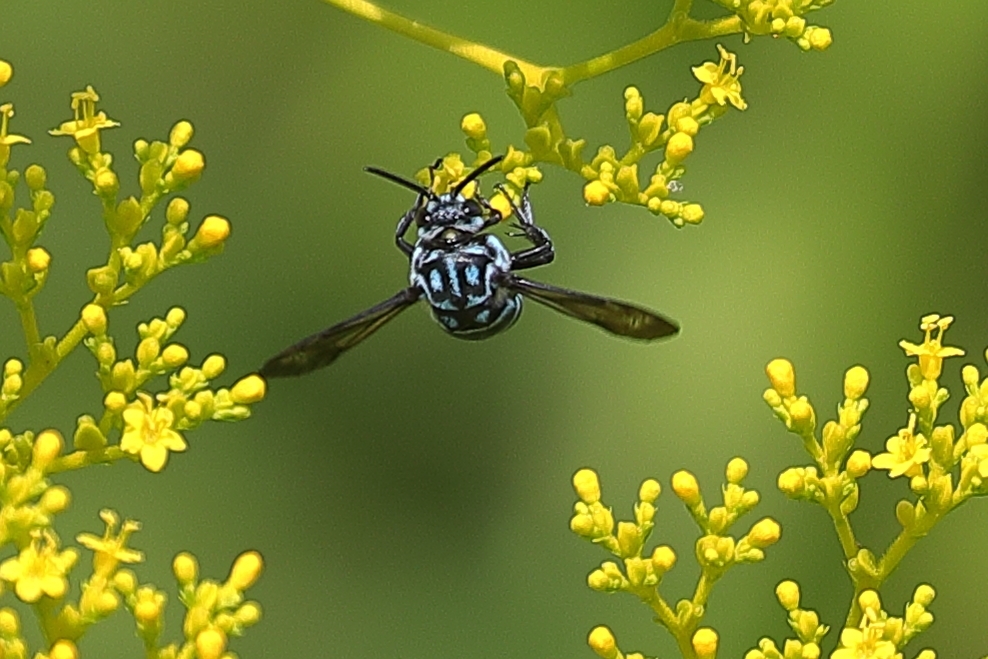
top-left (761, 314), bottom-right (988, 656)
top-left (440, 45), bottom-right (746, 226)
top-left (0, 59), bottom-right (264, 657)
top-left (571, 460), bottom-right (779, 657)
top-left (732, 0), bottom-right (834, 52)
top-left (77, 305), bottom-right (265, 472)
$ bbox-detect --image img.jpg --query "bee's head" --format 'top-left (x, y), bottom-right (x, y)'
top-left (365, 155), bottom-right (504, 234)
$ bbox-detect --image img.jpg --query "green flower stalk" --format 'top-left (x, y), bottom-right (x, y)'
top-left (0, 57), bottom-right (264, 656)
top-left (323, 0), bottom-right (834, 224)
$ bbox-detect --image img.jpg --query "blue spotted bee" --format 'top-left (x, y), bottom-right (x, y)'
top-left (260, 156), bottom-right (678, 377)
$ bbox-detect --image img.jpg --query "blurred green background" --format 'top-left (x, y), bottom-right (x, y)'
top-left (2, 1), bottom-right (987, 657)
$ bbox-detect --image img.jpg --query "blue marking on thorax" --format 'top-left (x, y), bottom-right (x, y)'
top-left (429, 269), bottom-right (443, 292)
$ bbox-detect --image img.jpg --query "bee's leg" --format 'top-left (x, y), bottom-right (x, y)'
top-left (497, 184), bottom-right (555, 270)
top-left (394, 205), bottom-right (418, 257)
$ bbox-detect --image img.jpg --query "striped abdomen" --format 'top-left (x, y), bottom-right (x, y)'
top-left (410, 234), bottom-right (522, 339)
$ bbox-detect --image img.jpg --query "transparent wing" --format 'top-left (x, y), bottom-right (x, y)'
top-left (508, 276), bottom-right (678, 340)
top-left (260, 287), bottom-right (421, 377)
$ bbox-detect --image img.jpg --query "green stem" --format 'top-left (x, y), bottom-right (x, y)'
top-left (48, 446), bottom-right (127, 473)
top-left (322, 0), bottom-right (742, 90)
top-left (16, 299), bottom-right (41, 355)
top-left (3, 318), bottom-right (90, 422)
top-left (562, 15), bottom-right (741, 85)
top-left (320, 0), bottom-right (541, 79)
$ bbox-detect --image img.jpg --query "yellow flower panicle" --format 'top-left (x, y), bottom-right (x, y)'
top-left (574, 461), bottom-right (772, 647)
top-left (0, 65), bottom-right (264, 657)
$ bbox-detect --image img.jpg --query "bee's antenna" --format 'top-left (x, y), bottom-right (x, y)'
top-left (364, 166), bottom-right (432, 196)
top-left (453, 155), bottom-right (504, 196)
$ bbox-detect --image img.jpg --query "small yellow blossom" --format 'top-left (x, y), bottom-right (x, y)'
top-left (671, 470), bottom-right (701, 506)
top-left (169, 120), bottom-right (194, 148)
top-left (844, 365), bottom-right (870, 399)
top-left (692, 627), bottom-right (718, 659)
top-left (196, 627), bottom-right (227, 659)
top-left (0, 60), bottom-right (12, 87)
top-left (49, 639), bottom-right (79, 659)
top-left (831, 627), bottom-right (896, 659)
top-left (692, 44), bottom-right (747, 110)
top-left (26, 247), bottom-right (51, 273)
top-left (190, 215), bottom-right (231, 251)
top-left (746, 517), bottom-right (782, 548)
top-left (776, 580), bottom-right (800, 610)
top-left (664, 131), bottom-right (694, 165)
top-left (0, 531), bottom-right (78, 603)
top-left (173, 552), bottom-right (198, 585)
top-left (872, 414), bottom-right (931, 478)
top-left (81, 304), bottom-right (108, 335)
top-left (650, 545), bottom-right (676, 572)
top-left (49, 86), bottom-right (120, 154)
top-left (583, 179), bottom-right (612, 206)
top-left (898, 313), bottom-right (964, 380)
top-left (0, 103), bottom-right (31, 147)
top-left (76, 509), bottom-right (144, 577)
top-left (573, 468), bottom-right (601, 504)
top-left (587, 625), bottom-right (618, 659)
top-left (171, 149), bottom-right (205, 182)
top-left (766, 358), bottom-right (796, 397)
top-left (120, 393), bottom-right (187, 472)
top-left (230, 374), bottom-right (266, 404)
top-left (460, 113), bottom-right (487, 140)
top-left (226, 550), bottom-right (264, 591)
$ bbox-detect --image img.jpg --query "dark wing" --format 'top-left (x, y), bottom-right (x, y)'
top-left (260, 287), bottom-right (422, 377)
top-left (508, 276), bottom-right (678, 340)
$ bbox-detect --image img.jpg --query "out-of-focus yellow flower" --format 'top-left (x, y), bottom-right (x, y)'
top-left (120, 393), bottom-right (187, 472)
top-left (0, 531), bottom-right (78, 603)
top-left (872, 413), bottom-right (931, 478)
top-left (76, 509), bottom-right (144, 578)
top-left (0, 60), bottom-right (12, 87)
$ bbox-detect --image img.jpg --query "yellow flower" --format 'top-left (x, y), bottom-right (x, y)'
top-left (0, 103), bottom-right (31, 168)
top-left (831, 627), bottom-right (897, 659)
top-left (48, 85), bottom-right (120, 154)
top-left (0, 103), bottom-right (31, 146)
top-left (898, 313), bottom-right (964, 380)
top-left (76, 509), bottom-right (144, 578)
top-left (872, 413), bottom-right (931, 478)
top-left (0, 531), bottom-right (78, 603)
top-left (691, 44), bottom-right (747, 110)
top-left (120, 392), bottom-right (188, 472)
